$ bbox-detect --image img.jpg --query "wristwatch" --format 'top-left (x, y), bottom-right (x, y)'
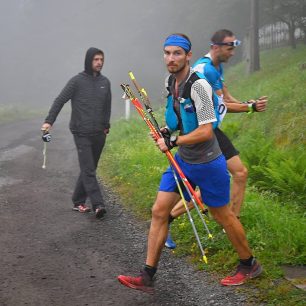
top-left (247, 103), bottom-right (254, 114)
top-left (170, 135), bottom-right (178, 147)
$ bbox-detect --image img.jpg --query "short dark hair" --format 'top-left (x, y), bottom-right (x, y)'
top-left (95, 50), bottom-right (104, 58)
top-left (211, 29), bottom-right (234, 44)
top-left (169, 33), bottom-right (191, 44)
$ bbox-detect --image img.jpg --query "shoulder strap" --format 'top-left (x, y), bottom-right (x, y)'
top-left (182, 72), bottom-right (200, 99)
top-left (166, 74), bottom-right (175, 95)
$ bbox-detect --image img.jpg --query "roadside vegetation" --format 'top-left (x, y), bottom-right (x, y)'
top-left (99, 44), bottom-right (306, 305)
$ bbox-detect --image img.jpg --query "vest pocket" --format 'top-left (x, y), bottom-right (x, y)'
top-left (165, 96), bottom-right (179, 131)
top-left (180, 99), bottom-right (198, 134)
top-left (183, 102), bottom-right (195, 113)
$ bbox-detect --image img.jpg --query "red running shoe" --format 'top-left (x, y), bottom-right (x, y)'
top-left (221, 259), bottom-right (263, 286)
top-left (118, 271), bottom-right (154, 294)
top-left (72, 204), bottom-right (91, 213)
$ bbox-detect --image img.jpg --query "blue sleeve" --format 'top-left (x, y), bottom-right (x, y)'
top-left (203, 64), bottom-right (223, 91)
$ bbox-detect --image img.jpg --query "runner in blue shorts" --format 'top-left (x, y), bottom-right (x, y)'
top-left (118, 33), bottom-right (262, 292)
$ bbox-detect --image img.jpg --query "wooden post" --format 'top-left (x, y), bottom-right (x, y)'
top-left (125, 99), bottom-right (130, 120)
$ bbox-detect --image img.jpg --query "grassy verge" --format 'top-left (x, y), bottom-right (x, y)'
top-left (99, 45), bottom-right (306, 305)
top-left (99, 115), bottom-right (305, 305)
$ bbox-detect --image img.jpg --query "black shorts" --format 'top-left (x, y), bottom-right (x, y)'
top-left (214, 128), bottom-right (239, 161)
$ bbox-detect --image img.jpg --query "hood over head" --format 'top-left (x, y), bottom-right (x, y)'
top-left (84, 47), bottom-right (104, 75)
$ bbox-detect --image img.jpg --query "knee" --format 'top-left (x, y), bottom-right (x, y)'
top-left (210, 207), bottom-right (236, 227)
top-left (151, 203), bottom-right (168, 222)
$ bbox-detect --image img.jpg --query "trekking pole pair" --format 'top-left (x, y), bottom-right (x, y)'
top-left (121, 73), bottom-right (213, 263)
top-left (128, 71), bottom-right (212, 230)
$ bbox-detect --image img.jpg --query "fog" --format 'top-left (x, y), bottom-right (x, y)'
top-left (0, 0), bottom-right (250, 119)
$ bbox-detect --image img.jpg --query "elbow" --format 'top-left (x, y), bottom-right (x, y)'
top-left (198, 124), bottom-right (214, 142)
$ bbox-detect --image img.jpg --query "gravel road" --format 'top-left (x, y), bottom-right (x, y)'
top-left (0, 117), bottom-right (252, 306)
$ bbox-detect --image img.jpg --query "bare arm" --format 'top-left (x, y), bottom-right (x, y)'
top-left (157, 124), bottom-right (213, 152)
top-left (177, 123), bottom-right (213, 145)
top-left (222, 83), bottom-right (268, 113)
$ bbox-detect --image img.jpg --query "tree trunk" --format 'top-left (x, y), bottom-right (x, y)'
top-left (248, 0), bottom-right (260, 74)
top-left (288, 22), bottom-right (297, 49)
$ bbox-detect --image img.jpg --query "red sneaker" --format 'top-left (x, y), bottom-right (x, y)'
top-left (118, 271), bottom-right (154, 294)
top-left (221, 259), bottom-right (263, 286)
top-left (72, 204), bottom-right (91, 213)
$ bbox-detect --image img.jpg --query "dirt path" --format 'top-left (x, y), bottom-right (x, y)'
top-left (0, 117), bottom-right (249, 306)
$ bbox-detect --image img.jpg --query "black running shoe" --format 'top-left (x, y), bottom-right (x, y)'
top-left (95, 206), bottom-right (106, 219)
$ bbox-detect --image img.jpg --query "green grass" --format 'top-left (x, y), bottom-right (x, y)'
top-left (99, 44), bottom-right (306, 305)
top-left (222, 44), bottom-right (306, 204)
top-left (100, 117), bottom-right (168, 219)
top-left (223, 45), bottom-right (306, 150)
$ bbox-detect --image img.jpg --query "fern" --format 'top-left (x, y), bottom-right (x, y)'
top-left (248, 148), bottom-right (306, 204)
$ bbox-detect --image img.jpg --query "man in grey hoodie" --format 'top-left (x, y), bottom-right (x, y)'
top-left (41, 47), bottom-right (112, 218)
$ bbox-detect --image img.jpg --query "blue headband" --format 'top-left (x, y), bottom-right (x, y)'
top-left (164, 35), bottom-right (191, 52)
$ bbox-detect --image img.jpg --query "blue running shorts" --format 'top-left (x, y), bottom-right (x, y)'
top-left (159, 154), bottom-right (230, 207)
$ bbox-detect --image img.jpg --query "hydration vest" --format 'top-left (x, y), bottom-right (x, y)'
top-left (165, 71), bottom-right (219, 135)
top-left (193, 56), bottom-right (226, 125)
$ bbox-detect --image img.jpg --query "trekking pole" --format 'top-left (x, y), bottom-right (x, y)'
top-left (121, 84), bottom-right (212, 243)
top-left (121, 84), bottom-right (211, 261)
top-left (172, 168), bottom-right (208, 263)
top-left (128, 72), bottom-right (212, 236)
top-left (128, 72), bottom-right (208, 209)
top-left (122, 80), bottom-right (210, 219)
top-left (128, 72), bottom-right (163, 139)
top-left (41, 129), bottom-right (51, 169)
top-left (127, 74), bottom-right (202, 203)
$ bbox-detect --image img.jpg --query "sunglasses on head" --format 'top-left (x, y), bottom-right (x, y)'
top-left (211, 39), bottom-right (241, 47)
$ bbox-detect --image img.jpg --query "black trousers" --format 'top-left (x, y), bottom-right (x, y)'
top-left (72, 133), bottom-right (106, 210)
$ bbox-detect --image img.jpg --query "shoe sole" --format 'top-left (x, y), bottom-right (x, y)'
top-left (72, 207), bottom-right (91, 213)
top-left (165, 242), bottom-right (176, 249)
top-left (118, 276), bottom-right (154, 294)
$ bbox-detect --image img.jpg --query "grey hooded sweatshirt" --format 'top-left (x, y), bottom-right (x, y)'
top-left (45, 47), bottom-right (112, 135)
